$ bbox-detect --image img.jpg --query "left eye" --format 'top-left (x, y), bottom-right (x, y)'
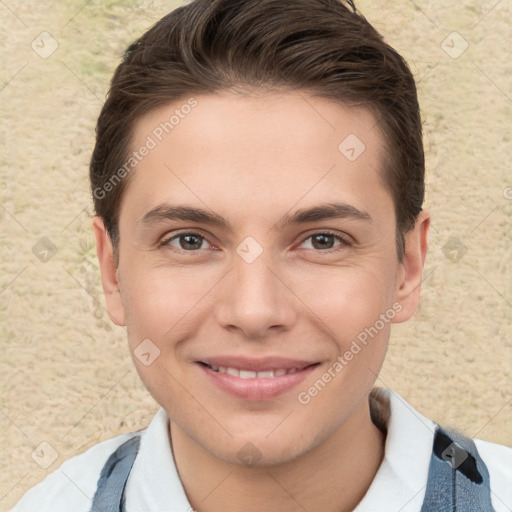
top-left (163, 233), bottom-right (211, 251)
top-left (299, 232), bottom-right (349, 251)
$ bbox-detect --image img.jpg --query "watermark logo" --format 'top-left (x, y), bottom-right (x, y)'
top-left (31, 441), bottom-right (58, 469)
top-left (31, 32), bottom-right (59, 59)
top-left (441, 32), bottom-right (469, 59)
top-left (134, 338), bottom-right (161, 366)
top-left (237, 442), bottom-right (262, 467)
top-left (236, 236), bottom-right (263, 264)
top-left (338, 134), bottom-right (366, 162)
top-left (32, 236), bottom-right (58, 262)
top-left (441, 442), bottom-right (469, 469)
top-left (442, 236), bottom-right (467, 263)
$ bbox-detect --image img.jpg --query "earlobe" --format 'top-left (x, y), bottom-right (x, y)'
top-left (392, 211), bottom-right (430, 323)
top-left (92, 217), bottom-right (126, 326)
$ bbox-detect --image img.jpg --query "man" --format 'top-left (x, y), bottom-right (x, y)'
top-left (11, 0), bottom-right (511, 511)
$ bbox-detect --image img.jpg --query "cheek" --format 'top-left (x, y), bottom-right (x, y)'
top-left (294, 267), bottom-right (394, 419)
top-left (119, 260), bottom-right (216, 341)
top-left (118, 265), bottom-right (197, 409)
top-left (293, 261), bottom-right (397, 342)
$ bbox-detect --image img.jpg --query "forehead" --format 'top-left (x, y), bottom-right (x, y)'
top-left (121, 91), bottom-right (391, 227)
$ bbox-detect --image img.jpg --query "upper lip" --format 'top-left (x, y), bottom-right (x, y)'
top-left (198, 356), bottom-right (318, 372)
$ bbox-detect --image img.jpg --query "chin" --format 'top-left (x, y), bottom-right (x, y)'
top-left (208, 427), bottom-right (320, 468)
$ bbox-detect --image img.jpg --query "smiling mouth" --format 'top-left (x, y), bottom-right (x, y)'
top-left (205, 364), bottom-right (304, 379)
top-left (197, 360), bottom-right (320, 400)
top-left (198, 360), bottom-right (320, 379)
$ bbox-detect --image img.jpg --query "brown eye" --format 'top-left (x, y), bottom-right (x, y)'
top-left (299, 231), bottom-right (351, 252)
top-left (163, 233), bottom-right (209, 251)
top-left (311, 233), bottom-right (336, 250)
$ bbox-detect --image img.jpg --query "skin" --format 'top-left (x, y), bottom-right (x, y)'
top-left (93, 90), bottom-right (429, 512)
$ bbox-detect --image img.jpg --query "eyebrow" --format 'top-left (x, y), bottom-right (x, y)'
top-left (277, 202), bottom-right (372, 230)
top-left (140, 204), bottom-right (231, 229)
top-left (139, 202), bottom-right (372, 231)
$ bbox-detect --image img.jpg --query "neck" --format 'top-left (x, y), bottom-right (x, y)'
top-left (169, 397), bottom-right (386, 512)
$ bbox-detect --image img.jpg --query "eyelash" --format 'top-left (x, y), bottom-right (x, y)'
top-left (158, 230), bottom-right (352, 254)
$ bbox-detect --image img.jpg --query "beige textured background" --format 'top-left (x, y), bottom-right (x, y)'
top-left (1, 0), bottom-right (511, 509)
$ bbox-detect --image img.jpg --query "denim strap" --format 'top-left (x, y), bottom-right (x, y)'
top-left (89, 435), bottom-right (141, 512)
top-left (420, 425), bottom-right (495, 512)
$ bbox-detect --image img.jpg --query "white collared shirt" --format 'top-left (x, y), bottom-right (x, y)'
top-left (10, 389), bottom-right (512, 512)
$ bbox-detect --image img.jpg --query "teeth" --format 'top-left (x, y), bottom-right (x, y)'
top-left (226, 367), bottom-right (239, 377)
top-left (208, 365), bottom-right (300, 378)
top-left (239, 370), bottom-right (257, 379)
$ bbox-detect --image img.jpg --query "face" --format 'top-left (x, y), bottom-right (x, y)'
top-left (94, 91), bottom-right (428, 466)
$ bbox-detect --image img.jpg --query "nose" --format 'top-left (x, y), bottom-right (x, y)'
top-left (213, 249), bottom-right (298, 340)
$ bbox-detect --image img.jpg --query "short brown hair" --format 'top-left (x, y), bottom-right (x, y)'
top-left (90, 0), bottom-right (424, 261)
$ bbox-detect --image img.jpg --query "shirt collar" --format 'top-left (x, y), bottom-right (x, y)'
top-left (125, 389), bottom-right (436, 512)
top-left (125, 407), bottom-right (192, 511)
top-left (354, 388), bottom-right (437, 511)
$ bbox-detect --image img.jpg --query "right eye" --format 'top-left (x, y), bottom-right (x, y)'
top-left (159, 232), bottom-right (214, 252)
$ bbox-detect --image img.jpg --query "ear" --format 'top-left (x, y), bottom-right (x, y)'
top-left (92, 216), bottom-right (126, 326)
top-left (392, 210), bottom-right (430, 323)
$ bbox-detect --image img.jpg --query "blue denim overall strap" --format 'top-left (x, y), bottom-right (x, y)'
top-left (420, 425), bottom-right (495, 512)
top-left (89, 435), bottom-right (141, 512)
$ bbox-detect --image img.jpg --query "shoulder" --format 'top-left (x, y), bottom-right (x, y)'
top-left (475, 437), bottom-right (512, 468)
top-left (9, 431), bottom-right (141, 512)
top-left (474, 438), bottom-right (512, 512)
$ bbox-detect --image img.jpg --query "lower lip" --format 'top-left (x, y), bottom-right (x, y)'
top-left (198, 363), bottom-right (318, 401)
